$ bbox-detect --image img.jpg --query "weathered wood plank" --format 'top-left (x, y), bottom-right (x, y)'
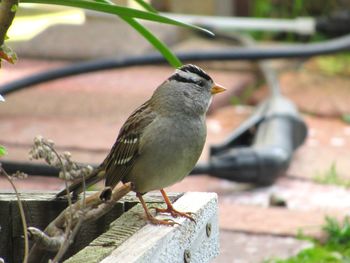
top-left (11, 198), bottom-right (68, 263)
top-left (0, 191), bottom-right (182, 262)
top-left (0, 200), bottom-right (12, 263)
top-left (66, 192), bottom-right (219, 263)
top-left (64, 192), bottom-right (184, 262)
top-left (64, 203), bottom-right (161, 263)
top-left (101, 192), bottom-right (219, 263)
top-left (0, 191), bottom-right (181, 203)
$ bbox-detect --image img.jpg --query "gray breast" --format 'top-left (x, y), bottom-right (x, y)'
top-left (126, 115), bottom-right (206, 193)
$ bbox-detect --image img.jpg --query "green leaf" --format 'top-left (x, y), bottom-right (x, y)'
top-left (122, 16), bottom-right (182, 68)
top-left (0, 146), bottom-right (7, 157)
top-left (11, 4), bottom-right (18, 12)
top-left (342, 114), bottom-right (350, 124)
top-left (92, 0), bottom-right (181, 67)
top-left (21, 0), bottom-right (213, 36)
top-left (0, 44), bottom-right (18, 64)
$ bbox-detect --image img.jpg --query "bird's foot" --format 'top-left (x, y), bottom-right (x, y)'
top-left (153, 206), bottom-right (195, 223)
top-left (145, 213), bottom-right (180, 226)
top-left (137, 192), bottom-right (180, 226)
top-left (154, 189), bottom-right (196, 223)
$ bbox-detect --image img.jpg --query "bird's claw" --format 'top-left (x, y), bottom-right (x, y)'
top-left (151, 206), bottom-right (196, 223)
top-left (146, 215), bottom-right (180, 226)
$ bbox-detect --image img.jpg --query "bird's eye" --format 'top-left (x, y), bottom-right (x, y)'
top-left (196, 80), bottom-right (205, 86)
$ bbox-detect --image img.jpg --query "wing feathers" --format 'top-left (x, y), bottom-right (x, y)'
top-left (103, 100), bottom-right (156, 188)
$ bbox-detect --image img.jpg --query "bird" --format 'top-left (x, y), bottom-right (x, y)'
top-left (57, 64), bottom-right (225, 225)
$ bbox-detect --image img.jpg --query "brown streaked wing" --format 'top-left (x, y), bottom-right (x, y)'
top-left (103, 100), bottom-right (156, 188)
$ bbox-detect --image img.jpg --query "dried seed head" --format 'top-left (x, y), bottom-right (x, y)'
top-left (63, 151), bottom-right (72, 159)
top-left (11, 171), bottom-right (28, 179)
top-left (33, 135), bottom-right (44, 145)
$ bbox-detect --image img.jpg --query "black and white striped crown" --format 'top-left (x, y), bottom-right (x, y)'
top-left (168, 64), bottom-right (212, 85)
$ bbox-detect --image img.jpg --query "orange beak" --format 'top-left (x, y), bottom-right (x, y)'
top-left (211, 83), bottom-right (226, 95)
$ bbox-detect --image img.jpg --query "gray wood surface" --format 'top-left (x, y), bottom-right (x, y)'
top-left (66, 192), bottom-right (219, 263)
top-left (0, 191), bottom-right (182, 262)
top-left (0, 199), bottom-right (12, 263)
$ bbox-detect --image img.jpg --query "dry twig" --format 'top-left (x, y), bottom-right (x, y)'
top-left (28, 183), bottom-right (132, 262)
top-left (28, 136), bottom-right (94, 262)
top-left (1, 136), bottom-right (131, 261)
top-left (0, 165), bottom-right (29, 263)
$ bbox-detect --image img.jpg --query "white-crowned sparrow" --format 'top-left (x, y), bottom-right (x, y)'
top-left (57, 64), bottom-right (225, 225)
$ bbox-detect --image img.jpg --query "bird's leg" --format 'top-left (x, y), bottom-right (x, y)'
top-left (154, 189), bottom-right (195, 222)
top-left (136, 192), bottom-right (179, 226)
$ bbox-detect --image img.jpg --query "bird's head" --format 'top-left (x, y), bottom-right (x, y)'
top-left (157, 64), bottom-right (225, 115)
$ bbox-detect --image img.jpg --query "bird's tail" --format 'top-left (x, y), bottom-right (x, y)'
top-left (56, 167), bottom-right (106, 198)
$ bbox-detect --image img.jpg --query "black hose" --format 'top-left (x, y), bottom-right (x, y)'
top-left (2, 33), bottom-right (350, 95)
top-left (1, 160), bottom-right (61, 176)
top-left (0, 55), bottom-right (165, 95)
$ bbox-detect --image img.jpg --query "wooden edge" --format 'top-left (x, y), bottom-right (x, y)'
top-left (0, 192), bottom-right (183, 203)
top-left (63, 203), bottom-right (154, 263)
top-left (100, 192), bottom-right (219, 263)
top-left (63, 192), bottom-right (184, 263)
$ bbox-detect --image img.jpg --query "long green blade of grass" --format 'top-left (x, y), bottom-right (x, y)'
top-left (92, 0), bottom-right (181, 67)
top-left (20, 0), bottom-right (213, 36)
top-left (122, 16), bottom-right (182, 67)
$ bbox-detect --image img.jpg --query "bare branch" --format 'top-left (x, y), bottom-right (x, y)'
top-left (51, 217), bottom-right (83, 263)
top-left (25, 136), bottom-right (132, 261)
top-left (27, 136), bottom-right (102, 261)
top-left (27, 227), bottom-right (64, 252)
top-left (28, 183), bottom-right (132, 261)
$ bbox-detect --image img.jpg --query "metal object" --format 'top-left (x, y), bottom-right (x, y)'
top-left (189, 31), bottom-right (307, 186)
top-left (206, 223), bottom-right (212, 237)
top-left (165, 11), bottom-right (350, 37)
top-left (163, 13), bottom-right (316, 35)
top-left (192, 94), bottom-right (307, 185)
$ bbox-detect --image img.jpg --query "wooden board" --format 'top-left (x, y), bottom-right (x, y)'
top-left (0, 191), bottom-right (181, 262)
top-left (66, 192), bottom-right (219, 263)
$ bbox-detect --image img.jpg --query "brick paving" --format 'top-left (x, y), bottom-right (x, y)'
top-left (213, 231), bottom-right (311, 263)
top-left (1, 58), bottom-right (350, 262)
top-left (252, 68), bottom-right (350, 117)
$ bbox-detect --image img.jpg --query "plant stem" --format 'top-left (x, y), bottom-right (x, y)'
top-left (0, 166), bottom-right (29, 263)
top-left (0, 0), bottom-right (18, 46)
top-left (21, 0), bottom-right (212, 36)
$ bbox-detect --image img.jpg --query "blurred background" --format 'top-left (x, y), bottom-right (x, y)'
top-left (2, 0), bottom-right (350, 262)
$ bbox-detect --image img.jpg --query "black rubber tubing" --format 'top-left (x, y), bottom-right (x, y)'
top-left (1, 33), bottom-right (350, 96)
